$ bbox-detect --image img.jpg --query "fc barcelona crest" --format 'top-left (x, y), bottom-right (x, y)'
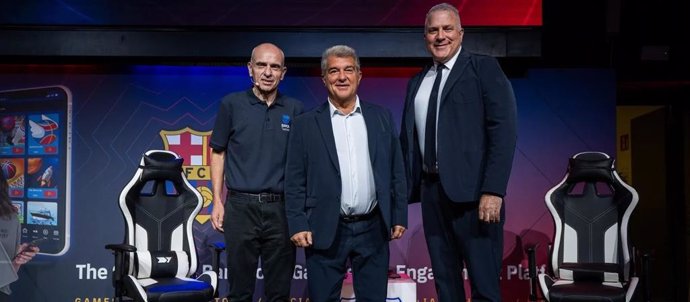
top-left (160, 127), bottom-right (214, 224)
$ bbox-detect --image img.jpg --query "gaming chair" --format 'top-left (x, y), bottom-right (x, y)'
top-left (106, 150), bottom-right (217, 302)
top-left (532, 151), bottom-right (639, 302)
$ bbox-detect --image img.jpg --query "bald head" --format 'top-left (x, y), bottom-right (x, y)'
top-left (250, 43), bottom-right (285, 66)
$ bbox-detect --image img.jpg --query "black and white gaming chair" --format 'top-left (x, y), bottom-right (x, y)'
top-left (106, 150), bottom-right (217, 302)
top-left (536, 152), bottom-right (639, 302)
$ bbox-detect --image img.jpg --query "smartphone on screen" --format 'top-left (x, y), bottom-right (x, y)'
top-left (0, 86), bottom-right (72, 256)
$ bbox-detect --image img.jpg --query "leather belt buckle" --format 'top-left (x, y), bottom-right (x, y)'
top-left (231, 191), bottom-right (283, 203)
top-left (257, 192), bottom-right (282, 203)
top-left (422, 171), bottom-right (440, 182)
top-left (340, 206), bottom-right (379, 223)
top-left (257, 193), bottom-right (269, 203)
top-left (340, 215), bottom-right (359, 223)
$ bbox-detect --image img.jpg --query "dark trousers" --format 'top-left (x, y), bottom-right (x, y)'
top-left (224, 193), bottom-right (296, 302)
top-left (421, 176), bottom-right (504, 302)
top-left (306, 213), bottom-right (389, 302)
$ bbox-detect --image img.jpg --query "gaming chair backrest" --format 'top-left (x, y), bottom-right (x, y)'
top-left (118, 150), bottom-right (203, 276)
top-left (545, 152), bottom-right (638, 281)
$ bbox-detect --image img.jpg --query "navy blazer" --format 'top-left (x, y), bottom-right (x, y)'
top-left (400, 48), bottom-right (517, 203)
top-left (285, 101), bottom-right (408, 250)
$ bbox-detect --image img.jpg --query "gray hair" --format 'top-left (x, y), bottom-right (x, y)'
top-left (425, 3), bottom-right (462, 29)
top-left (320, 45), bottom-right (361, 75)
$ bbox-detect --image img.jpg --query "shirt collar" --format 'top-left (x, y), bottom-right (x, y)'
top-left (328, 95), bottom-right (362, 117)
top-left (247, 88), bottom-right (284, 106)
top-left (435, 46), bottom-right (462, 71)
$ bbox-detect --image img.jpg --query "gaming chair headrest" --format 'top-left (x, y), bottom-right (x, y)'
top-left (567, 152), bottom-right (615, 183)
top-left (139, 151), bottom-right (184, 183)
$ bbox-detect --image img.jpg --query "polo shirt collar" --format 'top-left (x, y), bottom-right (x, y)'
top-left (246, 88), bottom-right (284, 107)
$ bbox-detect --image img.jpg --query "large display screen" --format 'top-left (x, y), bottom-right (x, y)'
top-left (0, 0), bottom-right (542, 26)
top-left (0, 86), bottom-right (72, 256)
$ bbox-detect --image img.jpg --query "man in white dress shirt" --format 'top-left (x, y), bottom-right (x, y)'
top-left (285, 45), bottom-right (408, 302)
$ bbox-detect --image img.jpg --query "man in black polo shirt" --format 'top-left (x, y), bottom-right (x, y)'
top-left (210, 43), bottom-right (304, 302)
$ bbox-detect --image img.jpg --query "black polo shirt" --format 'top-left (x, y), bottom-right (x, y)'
top-left (210, 89), bottom-right (304, 193)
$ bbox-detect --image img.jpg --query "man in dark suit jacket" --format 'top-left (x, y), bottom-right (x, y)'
top-left (400, 3), bottom-right (517, 302)
top-left (285, 45), bottom-right (408, 302)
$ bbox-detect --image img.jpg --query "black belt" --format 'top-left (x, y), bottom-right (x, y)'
top-left (229, 191), bottom-right (283, 203)
top-left (340, 206), bottom-right (379, 223)
top-left (422, 171), bottom-right (440, 182)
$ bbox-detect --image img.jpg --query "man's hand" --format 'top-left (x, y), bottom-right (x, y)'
top-left (391, 225), bottom-right (406, 240)
top-left (210, 200), bottom-right (225, 232)
top-left (291, 231), bottom-right (312, 248)
top-left (478, 194), bottom-right (503, 223)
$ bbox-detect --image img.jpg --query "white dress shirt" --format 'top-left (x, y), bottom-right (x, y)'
top-left (329, 96), bottom-right (377, 216)
top-left (414, 47), bottom-right (462, 160)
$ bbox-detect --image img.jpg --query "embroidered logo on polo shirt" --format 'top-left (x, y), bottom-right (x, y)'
top-left (281, 115), bottom-right (291, 131)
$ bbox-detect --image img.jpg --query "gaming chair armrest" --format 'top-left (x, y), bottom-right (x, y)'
top-left (105, 243), bottom-right (137, 300)
top-left (207, 242), bottom-right (225, 298)
top-left (640, 251), bottom-right (652, 301)
top-left (105, 244), bottom-right (137, 252)
top-left (526, 245), bottom-right (538, 302)
top-left (208, 241), bottom-right (225, 251)
top-left (208, 242), bottom-right (226, 275)
top-left (528, 242), bottom-right (554, 301)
